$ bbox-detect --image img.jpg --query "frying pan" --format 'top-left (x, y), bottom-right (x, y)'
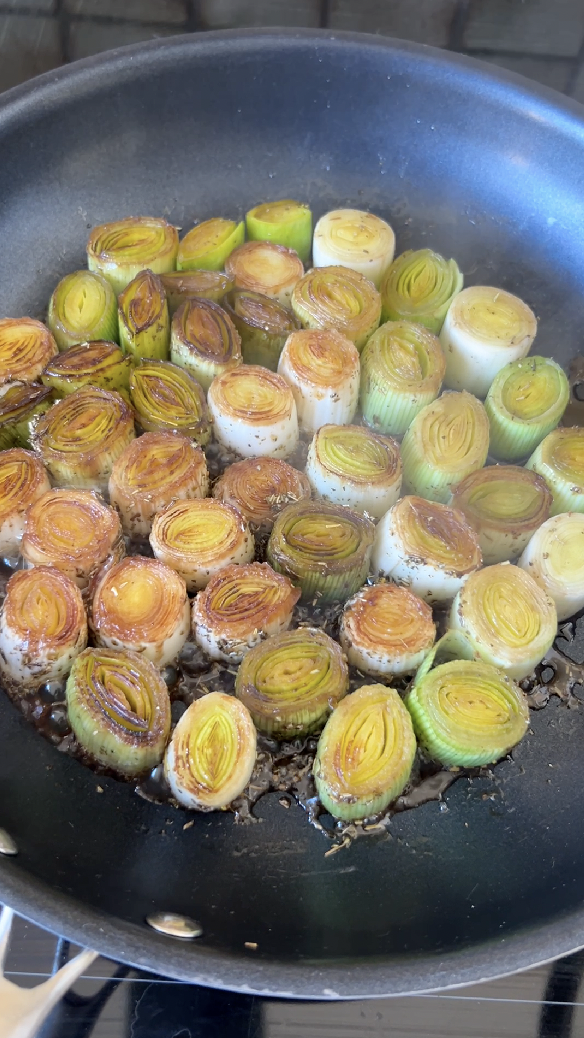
top-left (0, 28), bottom-right (583, 1001)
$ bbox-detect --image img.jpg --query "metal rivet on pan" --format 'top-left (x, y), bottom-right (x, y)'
top-left (145, 912), bottom-right (203, 939)
top-left (0, 828), bottom-right (17, 856)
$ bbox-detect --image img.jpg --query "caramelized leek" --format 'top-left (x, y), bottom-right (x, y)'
top-left (267, 499), bottom-right (374, 603)
top-left (41, 341), bottom-right (131, 399)
top-left (371, 495), bottom-right (482, 603)
top-left (160, 270), bottom-right (234, 314)
top-left (0, 449), bottom-right (51, 557)
top-left (47, 270), bottom-right (118, 350)
top-left (400, 390), bottom-right (489, 503)
top-left (486, 356), bottom-right (570, 461)
top-left (150, 498), bottom-right (254, 592)
top-left (87, 216), bottom-right (178, 295)
top-left (225, 241), bottom-right (304, 307)
top-left (246, 200), bottom-right (312, 264)
top-left (312, 209), bottom-right (395, 288)
top-left (191, 561), bottom-right (300, 662)
top-left (359, 320), bottom-right (446, 435)
top-left (526, 427), bottom-right (584, 515)
top-left (235, 627), bottom-right (348, 738)
top-left (109, 432), bottom-right (209, 537)
top-left (118, 269), bottom-right (170, 361)
top-left (306, 424), bottom-right (402, 519)
top-left (340, 582), bottom-right (435, 678)
top-left (207, 365), bottom-right (298, 459)
top-left (223, 289), bottom-right (300, 370)
top-left (170, 298), bottom-right (242, 391)
top-left (291, 265), bottom-right (381, 351)
top-left (518, 512), bottom-right (584, 621)
top-left (164, 691), bottom-right (256, 810)
top-left (0, 318), bottom-right (57, 384)
top-left (129, 359), bottom-right (211, 446)
top-left (0, 566), bottom-right (87, 690)
top-left (277, 329), bottom-right (360, 435)
top-left (66, 647), bottom-right (171, 777)
top-left (313, 684), bottom-right (416, 821)
top-left (177, 218), bottom-right (244, 271)
top-left (213, 456), bottom-right (311, 530)
top-left (0, 383), bottom-right (53, 450)
top-left (380, 248), bottom-right (463, 334)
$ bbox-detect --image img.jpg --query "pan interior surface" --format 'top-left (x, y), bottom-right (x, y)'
top-left (0, 30), bottom-right (584, 998)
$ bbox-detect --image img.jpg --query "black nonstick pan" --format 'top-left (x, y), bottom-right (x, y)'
top-left (0, 28), bottom-right (583, 1000)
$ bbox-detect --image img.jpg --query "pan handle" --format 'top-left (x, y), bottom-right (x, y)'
top-left (0, 906), bottom-right (98, 1038)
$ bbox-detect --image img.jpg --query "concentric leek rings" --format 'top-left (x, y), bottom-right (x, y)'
top-left (212, 456), bottom-right (311, 529)
top-left (41, 341), bottom-right (132, 400)
top-left (207, 364), bottom-right (299, 459)
top-left (291, 265), bottom-right (381, 351)
top-left (0, 317), bottom-right (58, 384)
top-left (129, 359), bottom-right (212, 446)
top-left (340, 583), bottom-right (436, 678)
top-left (226, 241), bottom-right (304, 307)
top-left (87, 216), bottom-right (179, 295)
top-left (118, 269), bottom-right (170, 362)
top-left (526, 427), bottom-right (584, 516)
top-left (150, 499), bottom-right (254, 592)
top-left (170, 298), bottom-right (242, 392)
top-left (0, 448), bottom-right (51, 557)
top-left (306, 424), bottom-right (402, 519)
top-left (47, 270), bottom-right (118, 351)
top-left (277, 328), bottom-right (360, 435)
top-left (380, 248), bottom-right (463, 334)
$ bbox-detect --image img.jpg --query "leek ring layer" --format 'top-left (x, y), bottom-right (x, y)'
top-left (160, 270), bottom-right (234, 314)
top-left (518, 512), bottom-right (584, 621)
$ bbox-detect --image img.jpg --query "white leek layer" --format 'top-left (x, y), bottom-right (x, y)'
top-left (518, 512), bottom-right (584, 621)
top-left (312, 209), bottom-right (395, 288)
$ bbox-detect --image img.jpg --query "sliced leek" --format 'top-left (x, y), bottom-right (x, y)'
top-left (207, 364), bottom-right (298, 459)
top-left (277, 328), bottom-right (360, 435)
top-left (235, 627), bottom-right (348, 739)
top-left (118, 269), bottom-right (170, 361)
top-left (47, 270), bottom-right (118, 350)
top-left (108, 431), bottom-right (209, 537)
top-left (129, 359), bottom-right (211, 446)
top-left (150, 498), bottom-right (254, 592)
top-left (160, 270), bottom-right (234, 314)
top-left (223, 289), bottom-right (300, 371)
top-left (22, 488), bottom-right (125, 590)
top-left (0, 448), bottom-right (51, 557)
top-left (371, 495), bottom-right (482, 604)
top-left (164, 691), bottom-right (256, 810)
top-left (0, 566), bottom-right (87, 690)
top-left (66, 647), bottom-right (171, 777)
top-left (291, 265), bottom-right (381, 351)
top-left (486, 356), bottom-right (570, 461)
top-left (340, 582), bottom-right (436, 678)
top-left (305, 424), bottom-right (402, 519)
top-left (267, 499), bottom-right (375, 603)
top-left (312, 209), bottom-right (395, 288)
top-left (526, 427), bottom-right (584, 515)
top-left (177, 218), bottom-right (245, 271)
top-left (449, 563), bottom-right (557, 680)
top-left (359, 320), bottom-right (445, 435)
top-left (41, 341), bottom-right (132, 399)
top-left (246, 199), bottom-right (313, 264)
top-left (0, 382), bottom-right (53, 451)
top-left (380, 248), bottom-right (463, 334)
top-left (441, 286), bottom-right (537, 397)
top-left (518, 512), bottom-right (584, 621)
top-left (87, 216), bottom-right (178, 295)
top-left (449, 465), bottom-right (552, 564)
top-left (225, 241), bottom-right (304, 307)
top-left (213, 456), bottom-right (310, 530)
top-left (313, 684), bottom-right (416, 821)
top-left (400, 390), bottom-right (490, 503)
top-left (170, 298), bottom-right (242, 392)
top-left (0, 317), bottom-right (57, 384)
top-left (191, 561), bottom-right (300, 662)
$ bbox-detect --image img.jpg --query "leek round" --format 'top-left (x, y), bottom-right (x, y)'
top-left (129, 359), bottom-right (211, 446)
top-left (526, 427), bottom-right (584, 515)
top-left (212, 456), bottom-right (310, 530)
top-left (150, 498), bottom-right (254, 592)
top-left (87, 216), bottom-right (178, 295)
top-left (170, 298), bottom-right (242, 392)
top-left (191, 561), bottom-right (300, 662)
top-left (277, 328), bottom-right (360, 435)
top-left (223, 289), bottom-right (300, 371)
top-left (246, 199), bottom-right (312, 263)
top-left (225, 241), bottom-right (304, 307)
top-left (313, 684), bottom-right (416, 822)
top-left (160, 270), bottom-right (234, 314)
top-left (312, 208), bottom-right (395, 287)
top-left (118, 269), bottom-right (170, 361)
top-left (486, 356), bottom-right (570, 462)
top-left (0, 382), bottom-right (53, 451)
top-left (0, 317), bottom-right (57, 384)
top-left (380, 248), bottom-right (463, 334)
top-left (177, 218), bottom-right (245, 271)
top-left (207, 364), bottom-right (298, 459)
top-left (235, 627), bottom-right (348, 739)
top-left (340, 582), bottom-right (436, 678)
top-left (291, 265), bottom-right (381, 351)
top-left (0, 449), bottom-right (51, 557)
top-left (518, 512), bottom-right (584, 621)
top-left (305, 424), bottom-right (402, 519)
top-left (41, 341), bottom-right (132, 400)
top-left (47, 270), bottom-right (118, 351)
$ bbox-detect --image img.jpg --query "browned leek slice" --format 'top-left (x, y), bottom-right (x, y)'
top-left (0, 317), bottom-right (58, 384)
top-left (170, 298), bottom-right (242, 391)
top-left (212, 456), bottom-right (311, 530)
top-left (150, 498), bottom-right (254, 591)
top-left (0, 448), bottom-right (51, 557)
top-left (340, 583), bottom-right (436, 678)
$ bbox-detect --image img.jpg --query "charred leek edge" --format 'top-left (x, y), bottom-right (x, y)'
top-left (449, 465), bottom-right (552, 565)
top-left (246, 200), bottom-right (313, 264)
top-left (0, 566), bottom-right (87, 690)
top-left (526, 427), bottom-right (584, 515)
top-left (359, 320), bottom-right (446, 436)
top-left (405, 655), bottom-right (529, 767)
top-left (0, 383), bottom-right (53, 450)
top-left (306, 424), bottom-right (402, 519)
top-left (164, 691), bottom-right (256, 810)
top-left (170, 298), bottom-right (242, 392)
top-left (277, 329), bottom-right (360, 435)
top-left (207, 364), bottom-right (298, 459)
top-left (340, 582), bottom-right (436, 678)
top-left (191, 561), bottom-right (300, 663)
top-left (518, 512), bottom-right (584, 621)
top-left (313, 209), bottom-right (395, 288)
top-left (66, 647), bottom-right (171, 777)
top-left (177, 218), bottom-right (245, 272)
top-left (400, 390), bottom-right (490, 503)
top-left (22, 488), bottom-right (125, 590)
top-left (223, 289), bottom-right (300, 371)
top-left (381, 248), bottom-right (463, 334)
top-left (267, 499), bottom-right (375, 604)
top-left (47, 270), bottom-right (118, 351)
top-left (91, 556), bottom-right (190, 667)
top-left (225, 241), bottom-right (304, 308)
top-left (108, 431), bottom-right (209, 538)
top-left (486, 356), bottom-right (570, 461)
top-left (160, 270), bottom-right (234, 314)
top-left (41, 341), bottom-right (132, 400)
top-left (313, 684), bottom-right (416, 822)
top-left (371, 495), bottom-right (482, 604)
top-left (32, 386), bottom-right (135, 492)
top-left (0, 449), bottom-right (51, 557)
top-left (212, 456), bottom-right (311, 529)
top-left (449, 562), bottom-right (558, 680)
top-left (291, 265), bottom-right (381, 352)
top-left (150, 498), bottom-right (255, 592)
top-left (129, 359), bottom-right (211, 446)
top-left (441, 286), bottom-right (538, 398)
top-left (235, 626), bottom-right (349, 739)
top-left (0, 318), bottom-right (58, 385)
top-left (87, 216), bottom-right (179, 295)
top-left (118, 269), bottom-right (170, 362)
